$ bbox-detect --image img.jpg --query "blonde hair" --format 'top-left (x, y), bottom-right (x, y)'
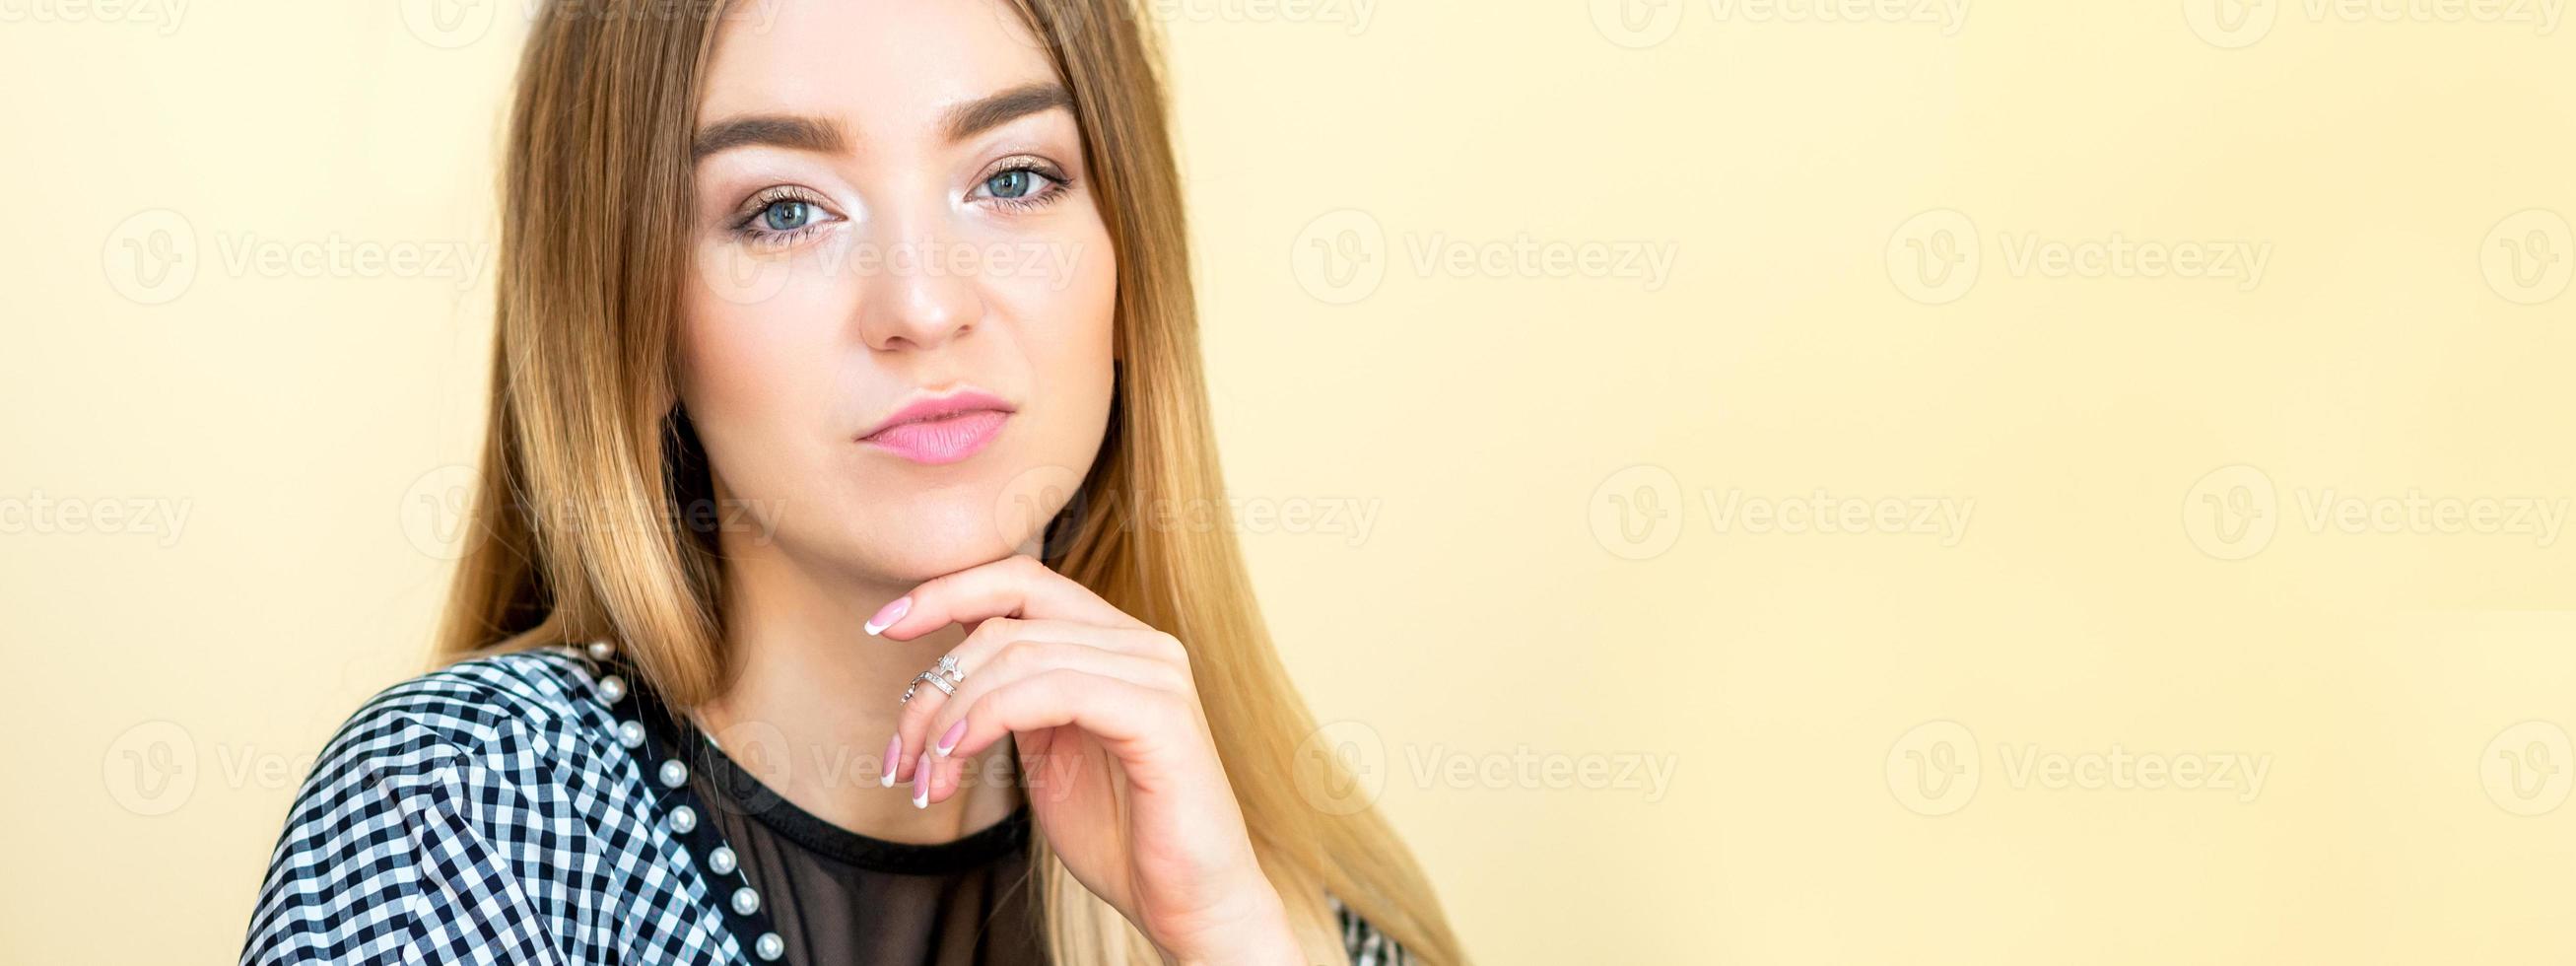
top-left (434, 1), bottom-right (1463, 963)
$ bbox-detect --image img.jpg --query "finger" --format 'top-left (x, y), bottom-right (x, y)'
top-left (921, 646), bottom-right (1184, 804)
top-left (885, 665), bottom-right (956, 786)
top-left (947, 618), bottom-right (1188, 672)
top-left (867, 553), bottom-right (1142, 641)
top-left (923, 668), bottom-right (1206, 806)
top-left (895, 638), bottom-right (1185, 789)
top-left (885, 620), bottom-right (1169, 785)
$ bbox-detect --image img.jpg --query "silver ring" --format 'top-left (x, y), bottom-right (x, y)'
top-left (900, 663), bottom-right (963, 704)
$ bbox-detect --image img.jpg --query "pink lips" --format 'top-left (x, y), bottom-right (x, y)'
top-left (858, 389), bottom-right (1014, 465)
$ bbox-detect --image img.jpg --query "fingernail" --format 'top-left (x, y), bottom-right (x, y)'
top-left (880, 733), bottom-right (901, 788)
top-left (863, 595), bottom-right (911, 636)
top-left (912, 750), bottom-right (932, 808)
top-left (934, 718), bottom-right (967, 757)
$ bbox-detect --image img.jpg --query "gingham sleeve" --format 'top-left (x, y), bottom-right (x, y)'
top-left (1331, 893), bottom-right (1413, 966)
top-left (240, 677), bottom-right (572, 965)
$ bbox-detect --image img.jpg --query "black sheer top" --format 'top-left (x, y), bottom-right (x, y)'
top-left (654, 706), bottom-right (1050, 965)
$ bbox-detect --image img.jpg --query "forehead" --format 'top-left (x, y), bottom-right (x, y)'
top-left (698, 0), bottom-right (1059, 137)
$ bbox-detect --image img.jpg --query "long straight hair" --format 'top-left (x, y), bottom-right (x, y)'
top-left (434, 1), bottom-right (1463, 963)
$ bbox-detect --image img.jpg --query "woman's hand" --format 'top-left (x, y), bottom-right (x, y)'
top-left (874, 554), bottom-right (1302, 966)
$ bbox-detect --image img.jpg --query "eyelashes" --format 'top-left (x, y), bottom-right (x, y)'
top-left (723, 156), bottom-right (1077, 247)
top-left (968, 156), bottom-right (1073, 212)
top-left (728, 185), bottom-right (838, 248)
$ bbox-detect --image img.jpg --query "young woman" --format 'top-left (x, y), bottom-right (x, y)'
top-left (237, 1), bottom-right (1461, 963)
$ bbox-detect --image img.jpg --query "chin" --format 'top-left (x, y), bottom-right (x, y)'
top-left (828, 491), bottom-right (1046, 584)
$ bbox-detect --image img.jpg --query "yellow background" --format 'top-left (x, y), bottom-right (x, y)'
top-left (7, 0), bottom-right (2576, 962)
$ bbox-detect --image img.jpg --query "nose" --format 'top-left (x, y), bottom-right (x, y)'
top-left (854, 224), bottom-right (984, 352)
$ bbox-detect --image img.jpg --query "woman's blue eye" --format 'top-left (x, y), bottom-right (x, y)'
top-left (983, 170), bottom-right (1036, 200)
top-left (759, 200), bottom-right (813, 232)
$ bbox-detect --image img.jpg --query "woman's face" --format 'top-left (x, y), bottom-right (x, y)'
top-left (679, 0), bottom-right (1117, 584)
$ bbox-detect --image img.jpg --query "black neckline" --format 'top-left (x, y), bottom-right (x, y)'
top-left (637, 681), bottom-right (1032, 876)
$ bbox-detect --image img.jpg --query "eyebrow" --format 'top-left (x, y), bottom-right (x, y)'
top-left (691, 83), bottom-right (1074, 164)
top-left (692, 113), bottom-right (849, 162)
top-left (940, 82), bottom-right (1075, 144)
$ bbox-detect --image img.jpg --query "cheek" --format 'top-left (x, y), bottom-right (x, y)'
top-left (677, 267), bottom-right (848, 484)
top-left (993, 231), bottom-right (1118, 423)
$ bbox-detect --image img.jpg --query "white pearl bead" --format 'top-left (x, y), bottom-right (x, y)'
top-left (709, 846), bottom-right (737, 875)
top-left (731, 886), bottom-right (760, 915)
top-left (586, 640), bottom-right (615, 660)
top-left (658, 760), bottom-right (688, 788)
top-left (756, 932), bottom-right (783, 960)
top-left (598, 675), bottom-right (627, 703)
top-left (618, 722), bottom-right (645, 748)
top-left (669, 804), bottom-right (697, 834)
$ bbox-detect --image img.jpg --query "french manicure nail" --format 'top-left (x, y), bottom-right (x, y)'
top-left (863, 595), bottom-right (911, 636)
top-left (934, 719), bottom-right (967, 757)
top-left (912, 750), bottom-right (932, 808)
top-left (880, 733), bottom-right (901, 788)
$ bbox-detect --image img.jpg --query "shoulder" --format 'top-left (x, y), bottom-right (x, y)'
top-left (329, 646), bottom-right (612, 757)
top-left (272, 645), bottom-right (633, 846)
top-left (241, 648), bottom-right (650, 964)
top-left (282, 647), bottom-right (626, 808)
